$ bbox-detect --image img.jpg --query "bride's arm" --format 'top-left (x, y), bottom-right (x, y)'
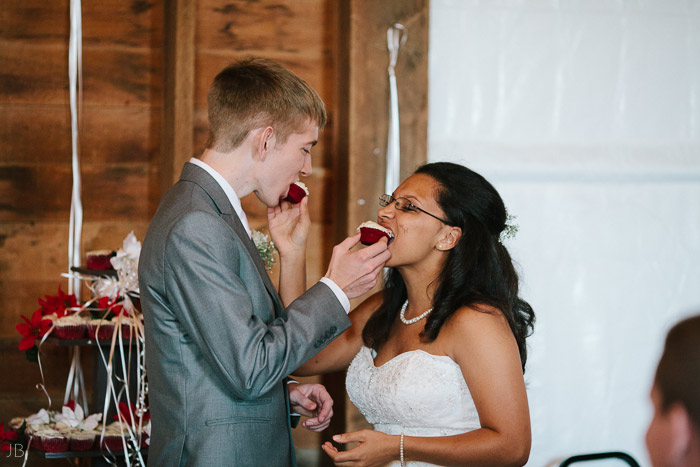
top-left (292, 291), bottom-right (383, 376)
top-left (324, 305), bottom-right (531, 467)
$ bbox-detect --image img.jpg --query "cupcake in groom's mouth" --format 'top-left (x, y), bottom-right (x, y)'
top-left (285, 181), bottom-right (309, 204)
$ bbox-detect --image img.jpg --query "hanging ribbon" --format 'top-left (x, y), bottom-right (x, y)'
top-left (68, 0), bottom-right (83, 300)
top-left (385, 23), bottom-right (407, 194)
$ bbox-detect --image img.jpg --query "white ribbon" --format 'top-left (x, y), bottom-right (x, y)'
top-left (68, 0), bottom-right (83, 300)
top-left (385, 23), bottom-right (407, 195)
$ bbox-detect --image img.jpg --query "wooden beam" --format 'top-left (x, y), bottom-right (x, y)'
top-left (161, 0), bottom-right (195, 193)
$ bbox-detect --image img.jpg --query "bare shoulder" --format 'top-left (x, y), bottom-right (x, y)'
top-left (442, 305), bottom-right (517, 358)
top-left (446, 304), bottom-right (510, 331)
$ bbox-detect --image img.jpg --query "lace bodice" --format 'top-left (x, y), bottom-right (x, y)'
top-left (346, 346), bottom-right (481, 466)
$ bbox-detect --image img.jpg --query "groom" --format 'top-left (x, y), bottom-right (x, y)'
top-left (139, 58), bottom-right (390, 466)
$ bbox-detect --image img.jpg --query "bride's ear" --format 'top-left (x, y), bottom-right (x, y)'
top-left (436, 226), bottom-right (461, 251)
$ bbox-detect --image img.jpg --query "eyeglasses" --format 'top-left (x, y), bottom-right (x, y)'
top-left (379, 194), bottom-right (450, 224)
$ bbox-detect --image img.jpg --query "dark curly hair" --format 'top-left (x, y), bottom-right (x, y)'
top-left (362, 162), bottom-right (535, 372)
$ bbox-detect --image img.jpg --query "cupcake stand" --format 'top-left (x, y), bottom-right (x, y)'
top-left (12, 235), bottom-right (149, 466)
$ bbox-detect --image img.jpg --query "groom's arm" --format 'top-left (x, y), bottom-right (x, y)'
top-left (164, 210), bottom-right (350, 400)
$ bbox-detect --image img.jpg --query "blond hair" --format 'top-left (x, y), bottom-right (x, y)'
top-left (205, 57), bottom-right (326, 152)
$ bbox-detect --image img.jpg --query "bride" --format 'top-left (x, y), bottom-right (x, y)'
top-left (295, 162), bottom-right (535, 466)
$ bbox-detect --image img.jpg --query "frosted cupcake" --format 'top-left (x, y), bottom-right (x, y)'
top-left (53, 314), bottom-right (88, 340)
top-left (69, 430), bottom-right (96, 451)
top-left (357, 221), bottom-right (394, 245)
top-left (112, 314), bottom-right (141, 339)
top-left (86, 249), bottom-right (116, 270)
top-left (88, 319), bottom-right (115, 341)
top-left (99, 423), bottom-right (126, 451)
top-left (285, 181), bottom-right (309, 203)
top-left (35, 427), bottom-right (69, 453)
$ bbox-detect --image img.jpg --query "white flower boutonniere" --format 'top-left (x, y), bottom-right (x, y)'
top-left (252, 230), bottom-right (278, 272)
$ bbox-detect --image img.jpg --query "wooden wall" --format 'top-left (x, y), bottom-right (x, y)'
top-left (0, 0), bottom-right (428, 464)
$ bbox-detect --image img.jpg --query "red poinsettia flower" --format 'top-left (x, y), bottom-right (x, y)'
top-left (96, 296), bottom-right (125, 317)
top-left (113, 402), bottom-right (150, 425)
top-left (38, 285), bottom-right (78, 318)
top-left (16, 309), bottom-right (52, 351)
top-left (0, 421), bottom-right (18, 455)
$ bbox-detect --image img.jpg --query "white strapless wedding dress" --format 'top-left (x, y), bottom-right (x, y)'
top-left (346, 346), bottom-right (481, 467)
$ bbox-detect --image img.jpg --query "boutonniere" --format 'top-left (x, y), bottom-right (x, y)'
top-left (252, 230), bottom-right (278, 272)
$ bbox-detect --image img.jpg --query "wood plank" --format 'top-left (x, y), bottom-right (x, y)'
top-left (161, 0), bottom-right (195, 191)
top-left (0, 44), bottom-right (163, 106)
top-left (0, 164), bottom-right (157, 221)
top-left (195, 0), bottom-right (330, 54)
top-left (0, 105), bottom-right (160, 165)
top-left (0, 0), bottom-right (163, 48)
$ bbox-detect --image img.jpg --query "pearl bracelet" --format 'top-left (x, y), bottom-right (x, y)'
top-left (400, 432), bottom-right (405, 466)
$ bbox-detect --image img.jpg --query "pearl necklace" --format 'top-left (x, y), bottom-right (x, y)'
top-left (399, 300), bottom-right (433, 325)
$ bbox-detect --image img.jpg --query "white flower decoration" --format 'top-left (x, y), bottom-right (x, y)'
top-left (110, 231), bottom-right (141, 294)
top-left (25, 408), bottom-right (51, 425)
top-left (55, 403), bottom-right (102, 431)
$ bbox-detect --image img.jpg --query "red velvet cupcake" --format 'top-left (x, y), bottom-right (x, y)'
top-left (86, 250), bottom-right (116, 270)
top-left (357, 221), bottom-right (394, 245)
top-left (285, 181), bottom-right (309, 204)
top-left (39, 430), bottom-right (69, 453)
top-left (69, 431), bottom-right (96, 451)
top-left (53, 315), bottom-right (88, 340)
top-left (88, 319), bottom-right (115, 340)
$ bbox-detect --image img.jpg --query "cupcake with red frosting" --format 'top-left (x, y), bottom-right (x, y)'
top-left (357, 221), bottom-right (394, 245)
top-left (285, 181), bottom-right (309, 204)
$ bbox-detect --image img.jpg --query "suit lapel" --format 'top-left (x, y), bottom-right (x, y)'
top-left (179, 163), bottom-right (284, 315)
top-left (222, 212), bottom-right (284, 313)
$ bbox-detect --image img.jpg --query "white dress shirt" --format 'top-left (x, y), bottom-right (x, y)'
top-left (188, 158), bottom-right (350, 313)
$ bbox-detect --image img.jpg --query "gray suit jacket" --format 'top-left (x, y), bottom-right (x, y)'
top-left (139, 163), bottom-right (350, 466)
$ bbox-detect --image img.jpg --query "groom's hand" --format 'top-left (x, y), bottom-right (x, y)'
top-left (267, 196), bottom-right (310, 258)
top-left (324, 234), bottom-right (390, 299)
top-left (288, 382), bottom-right (334, 432)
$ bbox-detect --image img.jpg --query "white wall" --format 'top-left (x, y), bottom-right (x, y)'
top-left (428, 1), bottom-right (700, 465)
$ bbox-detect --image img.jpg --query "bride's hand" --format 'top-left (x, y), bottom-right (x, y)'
top-left (267, 196), bottom-right (310, 258)
top-left (321, 430), bottom-right (399, 467)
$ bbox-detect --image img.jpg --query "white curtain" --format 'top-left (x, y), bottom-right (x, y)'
top-left (428, 1), bottom-right (700, 465)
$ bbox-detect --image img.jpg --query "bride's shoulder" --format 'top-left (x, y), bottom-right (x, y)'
top-left (443, 304), bottom-right (511, 340)
top-left (443, 305), bottom-right (520, 365)
top-left (348, 291), bottom-right (384, 326)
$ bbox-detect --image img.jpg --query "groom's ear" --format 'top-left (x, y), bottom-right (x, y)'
top-left (255, 126), bottom-right (275, 162)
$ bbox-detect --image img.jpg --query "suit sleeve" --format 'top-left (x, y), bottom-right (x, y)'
top-left (162, 210), bottom-right (350, 400)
